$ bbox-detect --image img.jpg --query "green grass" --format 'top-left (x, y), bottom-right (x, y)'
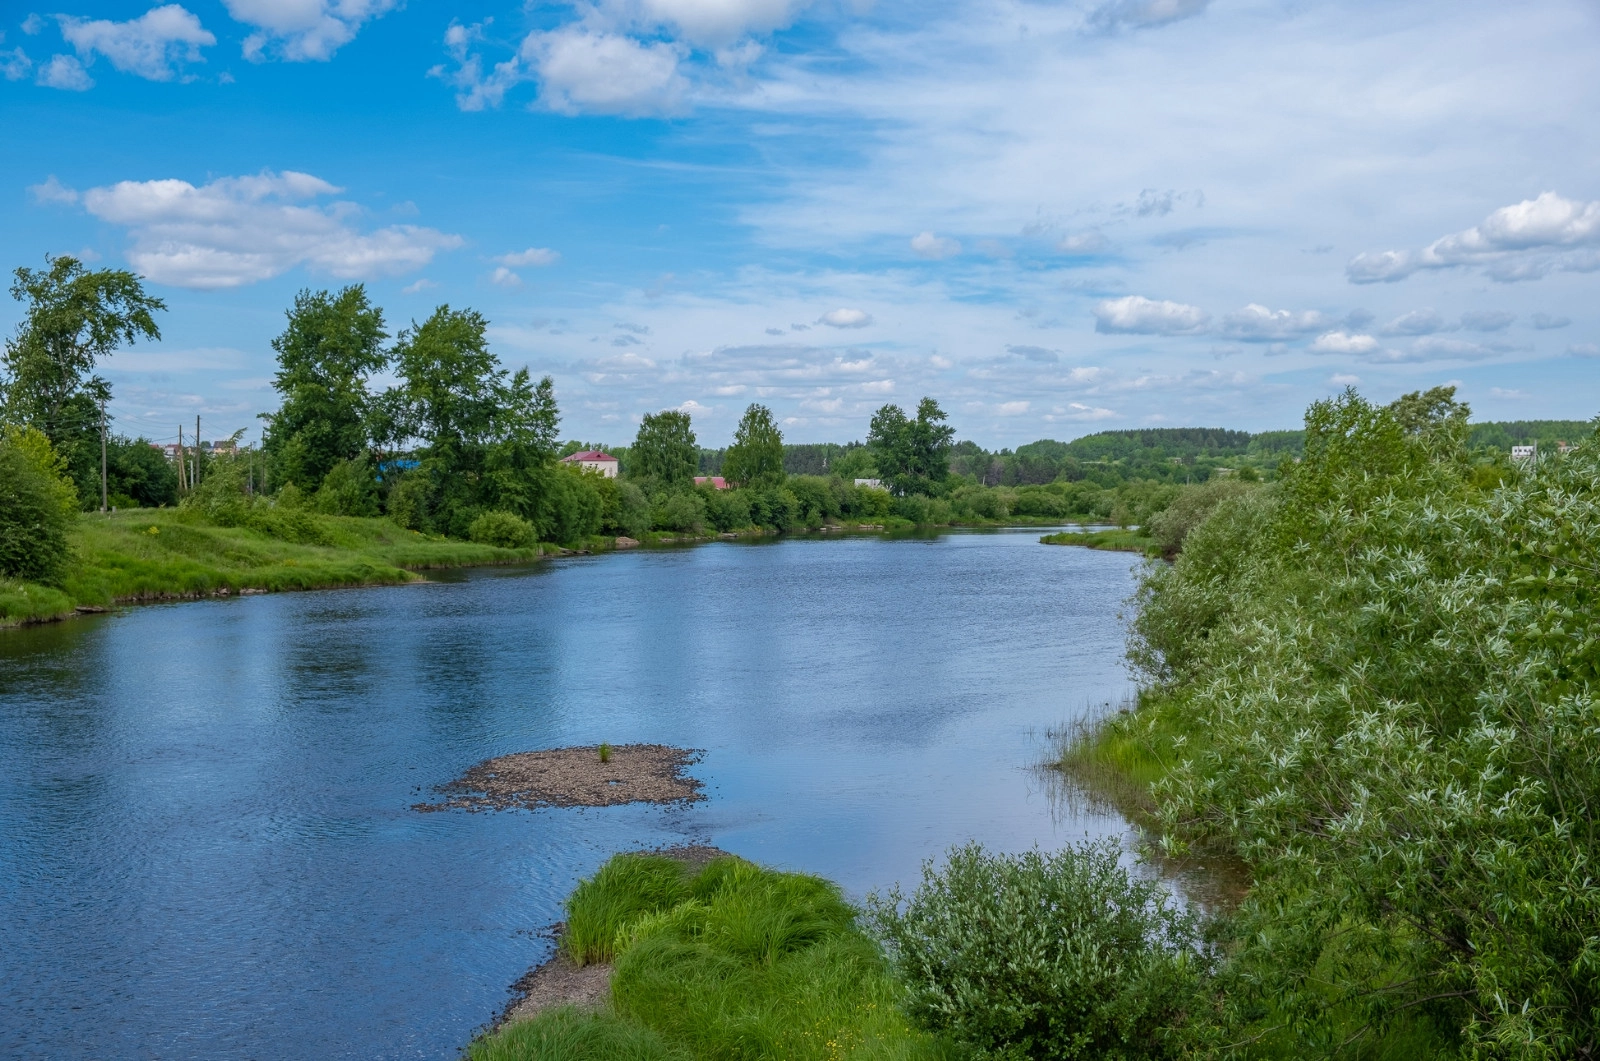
top-left (0, 508), bottom-right (542, 626)
top-left (1039, 528), bottom-right (1160, 555)
top-left (476, 853), bottom-right (955, 1061)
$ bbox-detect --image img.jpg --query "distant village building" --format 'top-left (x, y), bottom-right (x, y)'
top-left (156, 442), bottom-right (181, 461)
top-left (854, 478), bottom-right (887, 491)
top-left (694, 476), bottom-right (729, 490)
top-left (1511, 445), bottom-right (1537, 462)
top-left (560, 450), bottom-right (619, 477)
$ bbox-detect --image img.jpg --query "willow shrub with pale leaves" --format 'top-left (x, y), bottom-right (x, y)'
top-left (1124, 388), bottom-right (1600, 1057)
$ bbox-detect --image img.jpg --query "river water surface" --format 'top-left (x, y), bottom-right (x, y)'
top-left (0, 529), bottom-right (1138, 1059)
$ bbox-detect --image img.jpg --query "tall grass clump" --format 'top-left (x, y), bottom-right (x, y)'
top-left (867, 842), bottom-right (1214, 1060)
top-left (479, 853), bottom-right (953, 1061)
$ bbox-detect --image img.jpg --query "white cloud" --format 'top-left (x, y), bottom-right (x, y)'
top-left (223, 0), bottom-right (396, 63)
top-left (496, 247), bottom-right (561, 267)
top-left (1093, 295), bottom-right (1208, 335)
top-left (1308, 330), bottom-right (1379, 355)
top-left (2, 47), bottom-right (31, 80)
top-left (1217, 303), bottom-right (1328, 341)
top-left (1349, 192), bottom-right (1600, 284)
top-left (489, 266), bottom-right (522, 288)
top-left (678, 399), bottom-right (712, 415)
top-left (1061, 402), bottom-right (1117, 421)
top-left (818, 308), bottom-right (872, 328)
top-left (430, 21), bottom-right (526, 111)
top-left (524, 28), bottom-right (685, 116)
top-left (1007, 344), bottom-right (1059, 363)
top-left (996, 400), bottom-right (1030, 415)
top-left (1401, 336), bottom-right (1505, 361)
top-left (1329, 373), bottom-right (1361, 386)
top-left (28, 175), bottom-right (80, 205)
top-left (23, 14), bottom-right (45, 35)
top-left (1058, 230), bottom-right (1108, 255)
top-left (1531, 313), bottom-right (1570, 330)
top-left (80, 170), bottom-right (462, 289)
top-left (1379, 309), bottom-right (1448, 336)
top-left (1460, 310), bottom-right (1514, 332)
top-left (1488, 387), bottom-right (1528, 399)
top-left (1089, 0), bottom-right (1210, 33)
top-left (1570, 343), bottom-right (1600, 358)
top-left (910, 231), bottom-right (960, 259)
top-left (401, 278), bottom-right (436, 294)
top-left (635, 0), bottom-right (811, 47)
top-left (59, 5), bottom-right (214, 82)
top-left (36, 54), bottom-right (93, 90)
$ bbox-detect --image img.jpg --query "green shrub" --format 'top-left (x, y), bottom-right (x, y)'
top-left (867, 842), bottom-right (1213, 1060)
top-left (468, 509), bottom-right (536, 549)
top-left (0, 427), bottom-right (77, 582)
top-left (384, 473), bottom-right (431, 531)
top-left (1144, 478), bottom-right (1256, 558)
top-left (651, 490), bottom-right (705, 533)
top-left (700, 485), bottom-right (752, 532)
top-left (315, 456), bottom-right (381, 517)
top-left (536, 467), bottom-right (604, 545)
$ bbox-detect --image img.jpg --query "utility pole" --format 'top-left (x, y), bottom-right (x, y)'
top-left (99, 398), bottom-right (108, 513)
top-left (177, 424), bottom-right (187, 492)
top-left (194, 415), bottom-right (202, 488)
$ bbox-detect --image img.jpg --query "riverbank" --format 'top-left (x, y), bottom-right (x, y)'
top-left (1038, 527), bottom-right (1158, 555)
top-left (3, 510), bottom-right (1091, 629)
top-left (0, 508), bottom-right (549, 627)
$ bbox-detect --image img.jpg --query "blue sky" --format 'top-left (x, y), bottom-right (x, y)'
top-left (3, 0), bottom-right (1597, 450)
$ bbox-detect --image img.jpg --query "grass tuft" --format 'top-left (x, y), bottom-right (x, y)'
top-left (563, 854), bottom-right (692, 966)
top-left (469, 1006), bottom-right (686, 1061)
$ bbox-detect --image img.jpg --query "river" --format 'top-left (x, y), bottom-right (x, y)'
top-left (0, 528), bottom-right (1139, 1059)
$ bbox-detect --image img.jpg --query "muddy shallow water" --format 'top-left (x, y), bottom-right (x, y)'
top-left (0, 529), bottom-right (1139, 1059)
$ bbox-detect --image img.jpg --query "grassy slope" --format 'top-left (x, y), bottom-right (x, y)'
top-left (0, 508), bottom-right (541, 626)
top-left (1038, 527), bottom-right (1160, 555)
top-left (474, 853), bottom-right (952, 1061)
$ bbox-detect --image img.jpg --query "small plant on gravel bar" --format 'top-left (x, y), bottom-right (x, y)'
top-left (598, 743), bottom-right (613, 763)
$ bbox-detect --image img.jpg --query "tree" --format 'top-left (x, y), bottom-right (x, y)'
top-left (2, 256), bottom-right (165, 502)
top-left (722, 403), bottom-right (785, 488)
top-left (631, 410), bottom-right (698, 488)
top-left (0, 426), bottom-right (78, 582)
top-left (867, 397), bottom-right (955, 495)
top-left (262, 286), bottom-right (388, 492)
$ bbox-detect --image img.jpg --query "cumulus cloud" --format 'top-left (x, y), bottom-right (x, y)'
top-left (1093, 295), bottom-right (1208, 335)
top-left (818, 308), bottom-right (872, 328)
top-left (1348, 192), bottom-right (1600, 284)
top-left (430, 20), bottom-right (526, 111)
top-left (58, 5), bottom-right (214, 81)
top-left (36, 53), bottom-right (93, 90)
top-left (1329, 373), bottom-right (1361, 386)
top-left (2, 47), bottom-right (32, 81)
top-left (1217, 303), bottom-right (1328, 341)
top-left (496, 247), bottom-right (560, 267)
top-left (524, 28), bottom-right (686, 116)
top-left (1308, 330), bottom-right (1379, 355)
top-left (1088, 0), bottom-right (1210, 33)
top-left (1532, 313), bottom-right (1571, 330)
top-left (489, 266), bottom-right (522, 288)
top-left (223, 0), bottom-right (397, 62)
top-left (910, 231), bottom-right (960, 259)
top-left (635, 0), bottom-right (812, 47)
top-left (1379, 308), bottom-right (1448, 336)
top-left (29, 175), bottom-right (80, 205)
top-left (1460, 310), bottom-right (1514, 332)
top-left (77, 170), bottom-right (461, 289)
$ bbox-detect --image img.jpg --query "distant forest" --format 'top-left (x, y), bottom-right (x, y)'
top-left (667, 419), bottom-right (1594, 487)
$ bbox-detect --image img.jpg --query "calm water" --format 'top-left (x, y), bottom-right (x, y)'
top-left (0, 529), bottom-right (1138, 1059)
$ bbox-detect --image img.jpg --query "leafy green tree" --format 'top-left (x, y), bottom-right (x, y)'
top-left (0, 426), bottom-right (78, 582)
top-left (722, 403), bottom-right (785, 487)
top-left (262, 285), bottom-right (388, 492)
top-left (106, 436), bottom-right (179, 508)
top-left (867, 397), bottom-right (955, 495)
top-left (2, 256), bottom-right (165, 501)
top-left (631, 410), bottom-right (698, 488)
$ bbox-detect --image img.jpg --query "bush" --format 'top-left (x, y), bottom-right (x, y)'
top-left (468, 509), bottom-right (536, 549)
top-left (106, 436), bottom-right (179, 508)
top-left (700, 485), bottom-right (751, 532)
top-left (535, 467), bottom-right (604, 545)
top-left (651, 490), bottom-right (706, 534)
top-left (1144, 478), bottom-right (1256, 558)
top-left (384, 473), bottom-right (431, 531)
top-left (868, 842), bottom-right (1213, 1061)
top-left (315, 456), bottom-right (381, 517)
top-left (0, 427), bottom-right (78, 582)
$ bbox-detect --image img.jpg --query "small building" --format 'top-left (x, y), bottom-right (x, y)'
top-left (854, 478), bottom-right (887, 491)
top-left (694, 476), bottom-right (729, 490)
top-left (560, 450), bottom-right (619, 477)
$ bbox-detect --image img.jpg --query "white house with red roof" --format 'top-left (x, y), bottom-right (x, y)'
top-left (560, 450), bottom-right (619, 477)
